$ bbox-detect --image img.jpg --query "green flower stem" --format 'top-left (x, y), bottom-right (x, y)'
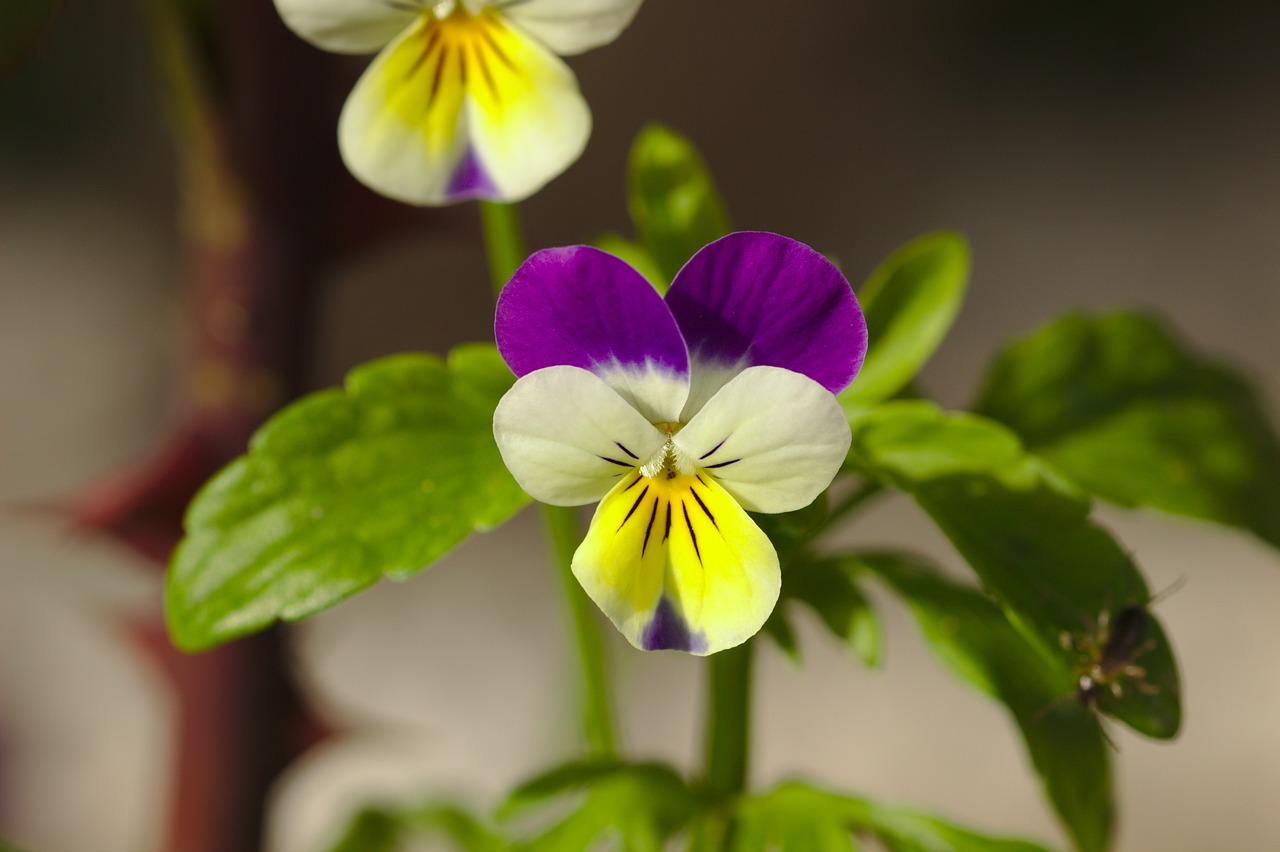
top-left (541, 503), bottom-right (617, 756)
top-left (703, 639), bottom-right (755, 801)
top-left (479, 201), bottom-right (527, 298)
top-left (477, 200), bottom-right (618, 757)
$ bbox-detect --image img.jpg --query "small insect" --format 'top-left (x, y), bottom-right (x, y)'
top-left (1064, 605), bottom-right (1155, 710)
top-left (1060, 577), bottom-right (1185, 711)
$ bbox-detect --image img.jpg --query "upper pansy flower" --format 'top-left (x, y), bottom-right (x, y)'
top-left (493, 232), bottom-right (868, 655)
top-left (274, 0), bottom-right (643, 205)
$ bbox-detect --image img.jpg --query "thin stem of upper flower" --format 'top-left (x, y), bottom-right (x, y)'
top-left (477, 200), bottom-right (618, 757)
top-left (542, 503), bottom-right (618, 757)
top-left (479, 201), bottom-right (527, 298)
top-left (702, 639), bottom-right (754, 803)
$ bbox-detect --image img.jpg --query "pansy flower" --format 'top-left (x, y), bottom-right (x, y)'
top-left (493, 232), bottom-right (867, 655)
top-left (273, 0), bottom-right (644, 205)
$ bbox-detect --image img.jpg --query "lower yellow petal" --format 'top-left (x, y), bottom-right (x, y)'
top-left (572, 471), bottom-right (780, 655)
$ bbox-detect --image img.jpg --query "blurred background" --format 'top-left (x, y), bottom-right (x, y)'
top-left (2, 1), bottom-right (1278, 850)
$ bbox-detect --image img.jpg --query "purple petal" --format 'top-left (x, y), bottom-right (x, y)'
top-left (665, 232), bottom-right (867, 395)
top-left (497, 246), bottom-right (689, 379)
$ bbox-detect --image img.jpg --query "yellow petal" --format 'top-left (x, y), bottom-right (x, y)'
top-left (572, 471), bottom-right (780, 655)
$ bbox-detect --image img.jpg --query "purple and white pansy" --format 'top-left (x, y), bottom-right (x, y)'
top-left (493, 232), bottom-right (868, 655)
top-left (273, 0), bottom-right (643, 205)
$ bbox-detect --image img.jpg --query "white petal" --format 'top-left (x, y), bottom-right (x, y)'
top-left (503, 0), bottom-right (644, 56)
top-left (674, 366), bottom-right (851, 513)
top-left (274, 0), bottom-right (416, 54)
top-left (679, 358), bottom-right (745, 423)
top-left (596, 362), bottom-right (689, 425)
top-left (494, 366), bottom-right (666, 506)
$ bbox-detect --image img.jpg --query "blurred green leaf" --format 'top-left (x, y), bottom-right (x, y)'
top-left (327, 803), bottom-right (503, 852)
top-left (842, 233), bottom-right (969, 414)
top-left (501, 760), bottom-right (695, 852)
top-left (853, 551), bottom-right (1112, 852)
top-left (166, 345), bottom-right (529, 651)
top-left (733, 783), bottom-right (861, 851)
top-left (783, 559), bottom-right (883, 667)
top-left (847, 401), bottom-right (1180, 739)
top-left (0, 0), bottom-right (63, 76)
top-left (976, 310), bottom-right (1280, 551)
top-left (594, 232), bottom-right (670, 293)
top-left (752, 492), bottom-right (829, 563)
top-left (329, 809), bottom-right (400, 852)
top-left (734, 782), bottom-right (1053, 852)
top-left (762, 603), bottom-right (802, 664)
top-left (627, 123), bottom-right (731, 284)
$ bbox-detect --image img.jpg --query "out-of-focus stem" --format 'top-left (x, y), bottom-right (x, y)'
top-left (703, 639), bottom-right (754, 801)
top-left (126, 1), bottom-right (345, 850)
top-left (479, 201), bottom-right (527, 296)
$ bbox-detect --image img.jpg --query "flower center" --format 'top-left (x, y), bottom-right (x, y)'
top-left (639, 424), bottom-right (694, 481)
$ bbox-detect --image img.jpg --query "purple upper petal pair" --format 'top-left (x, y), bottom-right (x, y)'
top-left (495, 232), bottom-right (867, 414)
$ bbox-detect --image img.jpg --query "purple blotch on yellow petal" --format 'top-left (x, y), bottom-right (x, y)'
top-left (445, 147), bottom-right (499, 200)
top-left (640, 596), bottom-right (707, 653)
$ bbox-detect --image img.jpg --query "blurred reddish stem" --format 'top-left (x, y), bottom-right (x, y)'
top-left (65, 0), bottom-right (401, 848)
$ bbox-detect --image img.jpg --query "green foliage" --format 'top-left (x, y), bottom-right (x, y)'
top-left (842, 232), bottom-right (970, 413)
top-left (626, 123), bottom-right (731, 287)
top-left (166, 345), bottom-right (529, 651)
top-left (500, 760), bottom-right (696, 851)
top-left (854, 551), bottom-right (1112, 852)
top-left (977, 310), bottom-right (1280, 550)
top-left (327, 804), bottom-right (503, 852)
top-left (733, 782), bottom-right (1053, 852)
top-left (847, 401), bottom-right (1180, 739)
top-left (773, 558), bottom-right (883, 667)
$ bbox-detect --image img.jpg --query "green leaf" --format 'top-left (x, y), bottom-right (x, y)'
top-left (627, 123), bottom-right (731, 284)
top-left (734, 782), bottom-right (1053, 852)
top-left (732, 783), bottom-right (861, 851)
top-left (166, 345), bottom-right (530, 651)
top-left (594, 232), bottom-right (670, 294)
top-left (854, 551), bottom-right (1112, 852)
top-left (328, 809), bottom-right (401, 852)
top-left (327, 804), bottom-right (503, 852)
top-left (501, 760), bottom-right (695, 852)
top-left (841, 233), bottom-right (969, 413)
top-left (782, 559), bottom-right (883, 667)
top-left (976, 310), bottom-right (1280, 551)
top-left (762, 604), bottom-right (802, 664)
top-left (847, 401), bottom-right (1180, 740)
